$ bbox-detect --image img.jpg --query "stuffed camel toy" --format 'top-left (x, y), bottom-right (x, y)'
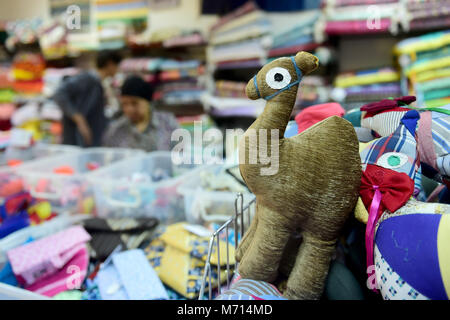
top-left (235, 51), bottom-right (362, 299)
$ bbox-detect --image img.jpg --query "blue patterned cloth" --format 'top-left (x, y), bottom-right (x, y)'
top-left (361, 110), bottom-right (421, 188)
top-left (95, 249), bottom-right (168, 300)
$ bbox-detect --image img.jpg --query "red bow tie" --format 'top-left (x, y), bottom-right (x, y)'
top-left (359, 164), bottom-right (415, 289)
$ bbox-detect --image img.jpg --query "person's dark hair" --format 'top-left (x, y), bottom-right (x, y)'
top-left (121, 75), bottom-right (154, 102)
top-left (96, 50), bottom-right (122, 69)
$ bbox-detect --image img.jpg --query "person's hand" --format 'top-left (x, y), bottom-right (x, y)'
top-left (72, 114), bottom-right (93, 146)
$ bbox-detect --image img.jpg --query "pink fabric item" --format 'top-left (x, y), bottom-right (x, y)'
top-left (295, 103), bottom-right (345, 133)
top-left (25, 245), bottom-right (89, 297)
top-left (0, 104), bottom-right (16, 120)
top-left (418, 111), bottom-right (438, 171)
top-left (325, 19), bottom-right (391, 34)
top-left (7, 226), bottom-right (91, 286)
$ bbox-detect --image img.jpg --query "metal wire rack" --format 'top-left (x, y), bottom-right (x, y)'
top-left (198, 193), bottom-right (256, 300)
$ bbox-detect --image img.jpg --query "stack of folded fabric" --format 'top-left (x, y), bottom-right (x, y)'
top-left (155, 59), bottom-right (206, 106)
top-left (294, 75), bottom-right (331, 110)
top-left (128, 27), bottom-right (181, 48)
top-left (321, 0), bottom-right (400, 35)
top-left (119, 57), bottom-right (161, 84)
top-left (119, 57), bottom-right (161, 74)
top-left (42, 68), bottom-right (79, 97)
top-left (97, 21), bottom-right (127, 50)
top-left (38, 18), bottom-right (69, 61)
top-left (95, 0), bottom-right (149, 26)
top-left (268, 10), bottom-right (320, 59)
top-left (395, 30), bottom-right (450, 108)
top-left (163, 31), bottom-right (206, 49)
top-left (11, 52), bottom-right (46, 99)
top-left (214, 80), bottom-right (247, 99)
top-left (404, 0), bottom-right (450, 31)
top-left (0, 66), bottom-right (15, 131)
top-left (333, 67), bottom-right (401, 110)
top-left (208, 1), bottom-right (271, 68)
top-left (205, 2), bottom-right (270, 118)
top-left (144, 223), bottom-right (232, 299)
top-left (120, 57), bottom-right (206, 106)
top-left (201, 92), bottom-right (266, 118)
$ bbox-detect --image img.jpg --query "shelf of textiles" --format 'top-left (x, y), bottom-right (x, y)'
top-left (205, 2), bottom-right (270, 120)
top-left (119, 56), bottom-right (207, 116)
top-left (319, 0), bottom-right (450, 37)
top-left (128, 31), bottom-right (207, 54)
top-left (7, 99), bottom-right (63, 144)
top-left (395, 30), bottom-right (450, 108)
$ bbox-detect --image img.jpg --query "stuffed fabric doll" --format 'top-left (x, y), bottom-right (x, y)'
top-left (358, 109), bottom-right (450, 300)
top-left (235, 51), bottom-right (362, 300)
top-left (359, 96), bottom-right (449, 191)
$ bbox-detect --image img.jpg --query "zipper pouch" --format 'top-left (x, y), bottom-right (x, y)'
top-left (7, 226), bottom-right (91, 286)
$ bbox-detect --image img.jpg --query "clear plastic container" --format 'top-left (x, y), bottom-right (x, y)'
top-left (0, 283), bottom-right (49, 300)
top-left (14, 148), bottom-right (144, 214)
top-left (0, 143), bottom-right (81, 167)
top-left (0, 166), bottom-right (25, 199)
top-left (177, 165), bottom-right (254, 225)
top-left (88, 151), bottom-right (200, 224)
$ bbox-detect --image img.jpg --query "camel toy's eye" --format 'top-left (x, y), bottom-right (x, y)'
top-left (377, 152), bottom-right (409, 170)
top-left (265, 67), bottom-right (291, 89)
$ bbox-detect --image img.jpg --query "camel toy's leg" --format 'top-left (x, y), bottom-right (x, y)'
top-left (278, 233), bottom-right (302, 277)
top-left (284, 232), bottom-right (337, 300)
top-left (235, 210), bottom-right (258, 262)
top-left (238, 205), bottom-right (293, 283)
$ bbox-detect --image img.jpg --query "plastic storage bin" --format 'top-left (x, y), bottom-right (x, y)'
top-left (177, 165), bottom-right (254, 224)
top-left (0, 143), bottom-right (81, 167)
top-left (89, 151), bottom-right (200, 224)
top-left (14, 148), bottom-right (143, 214)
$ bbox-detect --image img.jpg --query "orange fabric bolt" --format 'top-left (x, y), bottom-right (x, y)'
top-left (53, 166), bottom-right (74, 175)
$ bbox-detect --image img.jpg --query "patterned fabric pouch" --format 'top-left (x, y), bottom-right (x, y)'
top-left (145, 223), bottom-right (234, 299)
top-left (6, 226), bottom-right (91, 287)
top-left (95, 249), bottom-right (168, 300)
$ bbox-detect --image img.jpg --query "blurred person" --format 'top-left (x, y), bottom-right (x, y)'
top-left (103, 75), bottom-right (180, 152)
top-left (53, 50), bottom-right (122, 147)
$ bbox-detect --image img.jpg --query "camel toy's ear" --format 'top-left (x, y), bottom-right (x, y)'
top-left (294, 51), bottom-right (319, 75)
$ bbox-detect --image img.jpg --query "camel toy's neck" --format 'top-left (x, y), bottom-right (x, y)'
top-left (252, 88), bottom-right (300, 138)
